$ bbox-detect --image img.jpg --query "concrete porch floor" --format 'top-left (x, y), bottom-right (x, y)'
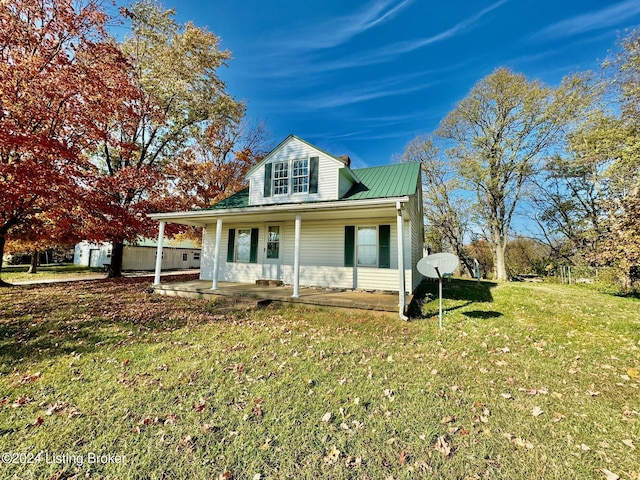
top-left (153, 280), bottom-right (407, 313)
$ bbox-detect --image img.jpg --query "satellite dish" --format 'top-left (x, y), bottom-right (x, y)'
top-left (417, 253), bottom-right (460, 279)
top-left (417, 252), bottom-right (460, 329)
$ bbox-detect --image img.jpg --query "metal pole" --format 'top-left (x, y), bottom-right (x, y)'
top-left (435, 266), bottom-right (443, 329)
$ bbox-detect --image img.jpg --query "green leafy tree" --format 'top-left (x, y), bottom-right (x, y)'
top-left (93, 0), bottom-right (244, 277)
top-left (398, 135), bottom-right (474, 274)
top-left (436, 68), bottom-right (585, 281)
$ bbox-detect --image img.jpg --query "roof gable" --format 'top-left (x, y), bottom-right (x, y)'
top-left (206, 162), bottom-right (421, 211)
top-left (246, 134), bottom-right (358, 182)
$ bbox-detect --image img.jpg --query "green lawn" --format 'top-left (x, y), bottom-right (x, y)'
top-left (0, 277), bottom-right (638, 479)
top-left (0, 264), bottom-right (104, 283)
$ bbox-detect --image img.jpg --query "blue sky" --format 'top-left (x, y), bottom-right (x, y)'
top-left (130, 0), bottom-right (640, 169)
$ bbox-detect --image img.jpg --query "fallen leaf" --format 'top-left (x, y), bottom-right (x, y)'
top-left (323, 445), bottom-right (340, 464)
top-left (321, 412), bottom-right (332, 423)
top-left (440, 415), bottom-right (455, 424)
top-left (513, 437), bottom-right (534, 449)
top-left (500, 393), bottom-right (513, 400)
top-left (258, 438), bottom-right (272, 451)
top-left (627, 368), bottom-right (639, 379)
top-left (621, 439), bottom-right (635, 449)
top-left (434, 436), bottom-right (452, 457)
top-left (532, 406), bottom-right (544, 417)
top-left (383, 388), bottom-right (395, 401)
top-left (580, 443), bottom-right (590, 451)
top-left (20, 372), bottom-right (42, 383)
top-left (399, 449), bottom-right (406, 465)
top-left (599, 468), bottom-right (620, 480)
top-left (32, 417), bottom-right (44, 427)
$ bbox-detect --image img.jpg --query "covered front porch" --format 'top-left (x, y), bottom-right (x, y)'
top-left (153, 279), bottom-right (407, 313)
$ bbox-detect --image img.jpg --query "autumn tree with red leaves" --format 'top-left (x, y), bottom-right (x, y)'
top-left (91, 0), bottom-right (245, 277)
top-left (0, 0), bottom-right (137, 285)
top-left (170, 121), bottom-right (270, 210)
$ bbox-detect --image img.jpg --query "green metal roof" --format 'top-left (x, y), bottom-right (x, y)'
top-left (206, 162), bottom-right (421, 211)
top-left (342, 162), bottom-right (420, 200)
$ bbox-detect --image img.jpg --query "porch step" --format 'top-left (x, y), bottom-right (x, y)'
top-left (255, 279), bottom-right (284, 287)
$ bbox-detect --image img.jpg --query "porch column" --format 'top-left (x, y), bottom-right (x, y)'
top-left (153, 221), bottom-right (165, 286)
top-left (292, 214), bottom-right (301, 298)
top-left (211, 217), bottom-right (223, 290)
top-left (396, 202), bottom-right (408, 320)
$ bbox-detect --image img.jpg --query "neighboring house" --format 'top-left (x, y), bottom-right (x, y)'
top-left (74, 238), bottom-right (201, 271)
top-left (149, 135), bottom-right (424, 317)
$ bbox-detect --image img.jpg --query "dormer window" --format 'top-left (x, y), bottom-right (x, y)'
top-left (273, 161), bottom-right (289, 195)
top-left (262, 155), bottom-right (319, 198)
top-left (292, 159), bottom-right (309, 193)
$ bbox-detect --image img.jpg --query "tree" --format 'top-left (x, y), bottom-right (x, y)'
top-left (91, 0), bottom-right (245, 278)
top-left (505, 237), bottom-right (550, 277)
top-left (585, 30), bottom-right (640, 288)
top-left (436, 68), bottom-right (584, 281)
top-left (398, 135), bottom-right (474, 274)
top-left (170, 121), bottom-right (270, 210)
top-left (0, 0), bottom-right (136, 285)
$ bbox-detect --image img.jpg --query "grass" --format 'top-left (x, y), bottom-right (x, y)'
top-left (0, 276), bottom-right (638, 479)
top-left (0, 264), bottom-right (104, 283)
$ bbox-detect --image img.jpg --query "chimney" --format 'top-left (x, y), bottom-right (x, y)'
top-left (338, 155), bottom-right (351, 168)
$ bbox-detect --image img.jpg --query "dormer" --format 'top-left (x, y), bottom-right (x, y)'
top-left (246, 135), bottom-right (359, 206)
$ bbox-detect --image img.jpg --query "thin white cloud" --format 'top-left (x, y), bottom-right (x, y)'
top-left (291, 73), bottom-right (439, 110)
top-left (276, 0), bottom-right (413, 51)
top-left (532, 0), bottom-right (640, 41)
top-left (253, 0), bottom-right (507, 78)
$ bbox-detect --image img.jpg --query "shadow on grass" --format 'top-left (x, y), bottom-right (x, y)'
top-left (0, 275), bottom-right (205, 371)
top-left (463, 310), bottom-right (503, 319)
top-left (408, 278), bottom-right (498, 319)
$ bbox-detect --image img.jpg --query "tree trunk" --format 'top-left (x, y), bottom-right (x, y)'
top-left (27, 249), bottom-right (39, 274)
top-left (107, 241), bottom-right (124, 278)
top-left (494, 242), bottom-right (508, 281)
top-left (0, 233), bottom-right (10, 287)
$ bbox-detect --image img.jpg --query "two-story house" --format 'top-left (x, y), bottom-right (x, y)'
top-left (149, 135), bottom-right (424, 317)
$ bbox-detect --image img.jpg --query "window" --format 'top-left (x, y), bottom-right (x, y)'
top-left (193, 252), bottom-right (200, 260)
top-left (273, 161), bottom-right (288, 195)
top-left (345, 225), bottom-right (391, 268)
top-left (267, 226), bottom-right (280, 259)
top-left (292, 159), bottom-right (309, 193)
top-left (357, 227), bottom-right (377, 267)
top-left (236, 228), bottom-right (251, 262)
top-left (182, 253), bottom-right (188, 261)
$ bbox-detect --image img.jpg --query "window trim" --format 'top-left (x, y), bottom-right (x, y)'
top-left (235, 228), bottom-right (252, 263)
top-left (270, 157), bottom-right (316, 196)
top-left (357, 226), bottom-right (378, 267)
top-left (291, 159), bottom-right (309, 193)
top-left (272, 161), bottom-right (289, 196)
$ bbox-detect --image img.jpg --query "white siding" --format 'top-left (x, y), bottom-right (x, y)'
top-left (200, 217), bottom-right (410, 291)
top-left (123, 247), bottom-right (200, 270)
top-left (247, 137), bottom-right (345, 205)
top-left (407, 182), bottom-right (424, 291)
top-left (338, 168), bottom-right (356, 198)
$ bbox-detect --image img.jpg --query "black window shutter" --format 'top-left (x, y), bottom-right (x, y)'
top-left (378, 224), bottom-right (391, 268)
top-left (226, 228), bottom-right (236, 262)
top-left (309, 156), bottom-right (319, 194)
top-left (344, 225), bottom-right (355, 267)
top-left (264, 163), bottom-right (272, 197)
top-left (250, 228), bottom-right (259, 263)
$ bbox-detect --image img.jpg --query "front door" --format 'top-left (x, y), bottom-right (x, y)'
top-left (263, 224), bottom-right (282, 280)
